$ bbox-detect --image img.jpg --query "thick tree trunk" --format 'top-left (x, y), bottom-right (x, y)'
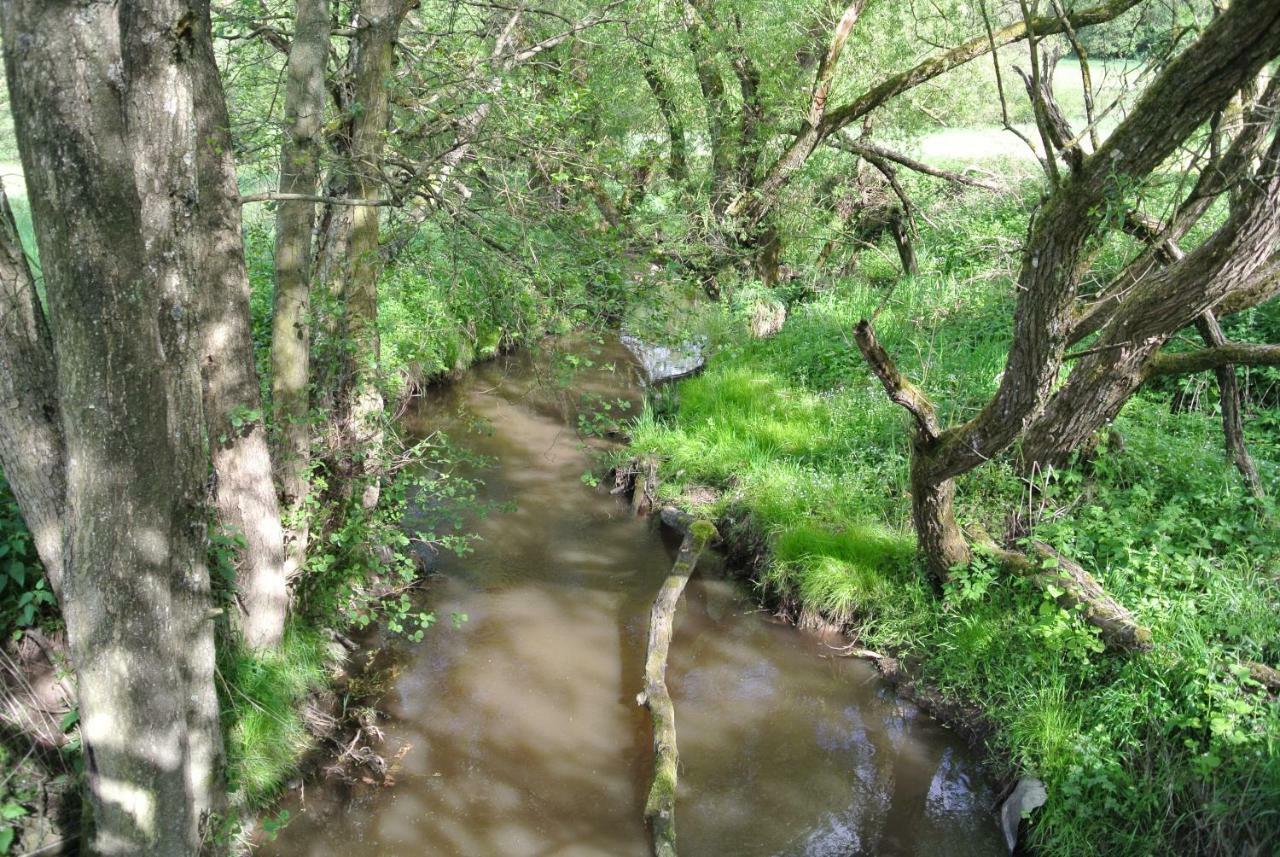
top-left (638, 519), bottom-right (717, 857)
top-left (1020, 135), bottom-right (1280, 472)
top-left (189, 3), bottom-right (289, 649)
top-left (336, 0), bottom-right (410, 510)
top-left (0, 187), bottom-right (64, 601)
top-left (273, 0), bottom-right (332, 578)
top-left (910, 456), bottom-right (970, 583)
top-left (1, 1), bottom-right (225, 853)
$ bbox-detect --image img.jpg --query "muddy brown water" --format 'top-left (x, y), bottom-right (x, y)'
top-left (259, 336), bottom-right (1006, 857)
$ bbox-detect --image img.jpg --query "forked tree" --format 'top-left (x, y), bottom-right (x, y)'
top-left (854, 0), bottom-right (1280, 603)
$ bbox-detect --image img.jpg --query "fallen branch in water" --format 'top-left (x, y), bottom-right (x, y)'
top-left (637, 518), bottom-right (718, 857)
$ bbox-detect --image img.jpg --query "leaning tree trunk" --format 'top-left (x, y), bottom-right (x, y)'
top-left (1, 1), bottom-right (225, 853)
top-left (189, 2), bottom-right (289, 649)
top-left (273, 0), bottom-right (332, 578)
top-left (1020, 134), bottom-right (1280, 472)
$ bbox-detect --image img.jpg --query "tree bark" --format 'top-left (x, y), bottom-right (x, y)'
top-left (682, 0), bottom-right (734, 215)
top-left (640, 52), bottom-right (688, 183)
top-left (273, 0), bottom-right (332, 579)
top-left (638, 519), bottom-right (717, 857)
top-left (1, 1), bottom-right (225, 852)
top-left (0, 187), bottom-right (64, 602)
top-left (984, 540), bottom-right (1153, 651)
top-left (1019, 133), bottom-right (1280, 471)
top-left (923, 0), bottom-right (1280, 486)
top-left (334, 0), bottom-right (412, 510)
top-left (854, 321), bottom-right (970, 581)
top-left (1194, 314), bottom-right (1263, 497)
top-left (188, 1), bottom-right (290, 649)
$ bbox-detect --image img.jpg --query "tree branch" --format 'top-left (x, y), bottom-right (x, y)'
top-left (827, 133), bottom-right (1003, 190)
top-left (822, 0), bottom-right (1142, 135)
top-left (809, 1), bottom-right (868, 127)
top-left (854, 320), bottom-right (941, 441)
top-left (1145, 342), bottom-right (1280, 377)
top-left (727, 0), bottom-right (1142, 224)
top-left (240, 192), bottom-right (395, 206)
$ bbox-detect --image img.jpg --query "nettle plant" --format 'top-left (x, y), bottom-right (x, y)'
top-left (0, 477), bottom-right (55, 637)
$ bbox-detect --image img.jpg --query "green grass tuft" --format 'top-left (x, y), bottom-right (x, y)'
top-left (219, 625), bottom-right (330, 808)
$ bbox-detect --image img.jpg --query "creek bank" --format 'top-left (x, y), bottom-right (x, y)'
top-left (606, 460), bottom-right (1039, 849)
top-left (609, 460), bottom-right (1029, 849)
top-left (615, 466), bottom-right (1005, 751)
top-left (259, 334), bottom-right (1006, 857)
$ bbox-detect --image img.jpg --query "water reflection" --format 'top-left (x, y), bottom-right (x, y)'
top-left (259, 337), bottom-right (1004, 857)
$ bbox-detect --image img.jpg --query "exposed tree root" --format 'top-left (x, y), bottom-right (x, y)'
top-left (636, 518), bottom-right (718, 857)
top-left (610, 456), bottom-right (659, 515)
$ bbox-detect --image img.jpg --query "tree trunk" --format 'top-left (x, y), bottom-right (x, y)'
top-left (682, 0), bottom-right (734, 215)
top-left (854, 321), bottom-right (971, 580)
top-left (1196, 313), bottom-right (1263, 496)
top-left (336, 0), bottom-right (410, 510)
top-left (189, 3), bottom-right (289, 649)
top-left (1020, 133), bottom-right (1280, 472)
top-left (910, 455), bottom-right (970, 583)
top-left (889, 208), bottom-right (918, 276)
top-left (0, 186), bottom-right (64, 602)
top-left (273, 0), bottom-right (333, 579)
top-left (1, 1), bottom-right (225, 852)
top-left (639, 52), bottom-right (688, 183)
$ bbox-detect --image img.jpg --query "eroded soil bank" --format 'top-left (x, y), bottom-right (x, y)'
top-left (258, 336), bottom-right (1005, 856)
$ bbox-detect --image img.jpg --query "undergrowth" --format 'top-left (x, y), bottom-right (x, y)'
top-left (629, 183), bottom-right (1280, 856)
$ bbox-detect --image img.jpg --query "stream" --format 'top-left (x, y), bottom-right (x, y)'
top-left (259, 336), bottom-right (1006, 857)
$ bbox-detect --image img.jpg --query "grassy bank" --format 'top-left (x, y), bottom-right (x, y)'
top-left (628, 186), bottom-right (1280, 855)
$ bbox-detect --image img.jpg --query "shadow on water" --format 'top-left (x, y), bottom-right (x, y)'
top-left (259, 336), bottom-right (1006, 857)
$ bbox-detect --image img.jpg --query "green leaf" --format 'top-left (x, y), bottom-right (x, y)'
top-left (60, 709), bottom-right (80, 732)
top-left (0, 802), bottom-right (25, 821)
top-left (0, 826), bottom-right (14, 854)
